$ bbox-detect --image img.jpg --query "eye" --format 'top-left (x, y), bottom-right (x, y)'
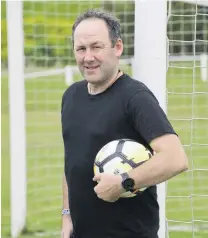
top-left (76, 47), bottom-right (85, 52)
top-left (93, 45), bottom-right (101, 49)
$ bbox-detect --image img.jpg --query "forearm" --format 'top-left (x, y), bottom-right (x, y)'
top-left (62, 174), bottom-right (73, 233)
top-left (62, 174), bottom-right (69, 209)
top-left (128, 151), bottom-right (188, 190)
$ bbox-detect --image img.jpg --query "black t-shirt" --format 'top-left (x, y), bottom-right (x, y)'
top-left (61, 73), bottom-right (176, 238)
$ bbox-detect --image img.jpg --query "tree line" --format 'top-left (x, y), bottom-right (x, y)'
top-left (1, 1), bottom-right (207, 68)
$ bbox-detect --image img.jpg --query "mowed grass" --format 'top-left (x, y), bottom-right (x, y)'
top-left (1, 63), bottom-right (208, 238)
top-left (165, 64), bottom-right (208, 238)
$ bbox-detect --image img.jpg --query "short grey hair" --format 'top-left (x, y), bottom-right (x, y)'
top-left (72, 9), bottom-right (122, 47)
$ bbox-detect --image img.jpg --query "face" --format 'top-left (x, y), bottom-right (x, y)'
top-left (73, 18), bottom-right (123, 85)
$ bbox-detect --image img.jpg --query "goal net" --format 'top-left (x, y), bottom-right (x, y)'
top-left (2, 0), bottom-right (207, 237)
top-left (166, 1), bottom-right (208, 237)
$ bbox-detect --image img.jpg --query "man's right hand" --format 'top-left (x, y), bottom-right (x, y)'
top-left (61, 215), bottom-right (73, 238)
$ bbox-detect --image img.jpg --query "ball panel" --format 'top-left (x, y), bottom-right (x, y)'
top-left (120, 191), bottom-right (136, 198)
top-left (103, 156), bottom-right (132, 175)
top-left (96, 140), bottom-right (118, 163)
top-left (93, 164), bottom-right (100, 175)
top-left (122, 141), bottom-right (151, 165)
top-left (115, 139), bottom-right (125, 153)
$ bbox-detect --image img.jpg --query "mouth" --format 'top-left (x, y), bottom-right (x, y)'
top-left (85, 66), bottom-right (99, 70)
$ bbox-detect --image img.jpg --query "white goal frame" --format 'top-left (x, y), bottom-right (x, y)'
top-left (6, 1), bottom-right (26, 238)
top-left (134, 2), bottom-right (167, 238)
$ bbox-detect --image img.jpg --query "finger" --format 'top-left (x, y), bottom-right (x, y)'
top-left (106, 198), bottom-right (118, 203)
top-left (94, 184), bottom-right (99, 193)
top-left (98, 196), bottom-right (116, 202)
top-left (93, 173), bottom-right (102, 181)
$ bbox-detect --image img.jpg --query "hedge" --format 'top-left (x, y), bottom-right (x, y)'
top-left (1, 1), bottom-right (207, 67)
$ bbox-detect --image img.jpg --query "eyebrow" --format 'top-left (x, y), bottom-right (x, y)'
top-left (91, 41), bottom-right (103, 45)
top-left (76, 41), bottom-right (103, 48)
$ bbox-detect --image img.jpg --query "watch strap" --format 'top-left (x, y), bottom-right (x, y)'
top-left (121, 172), bottom-right (129, 181)
top-left (121, 172), bottom-right (135, 192)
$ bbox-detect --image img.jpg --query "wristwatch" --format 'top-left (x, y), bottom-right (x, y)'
top-left (121, 172), bottom-right (135, 192)
top-left (62, 208), bottom-right (70, 216)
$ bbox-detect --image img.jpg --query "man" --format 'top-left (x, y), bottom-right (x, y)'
top-left (61, 9), bottom-right (188, 238)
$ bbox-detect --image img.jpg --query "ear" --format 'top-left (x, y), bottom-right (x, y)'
top-left (115, 39), bottom-right (123, 58)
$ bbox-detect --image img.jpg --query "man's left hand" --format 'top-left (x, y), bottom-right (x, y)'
top-left (93, 173), bottom-right (125, 202)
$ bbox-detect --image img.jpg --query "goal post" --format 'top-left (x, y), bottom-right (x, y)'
top-left (134, 1), bottom-right (167, 237)
top-left (6, 1), bottom-right (27, 237)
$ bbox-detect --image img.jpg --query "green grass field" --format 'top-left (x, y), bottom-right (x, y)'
top-left (1, 63), bottom-right (208, 238)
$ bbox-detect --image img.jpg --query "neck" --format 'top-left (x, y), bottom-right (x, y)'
top-left (88, 70), bottom-right (122, 95)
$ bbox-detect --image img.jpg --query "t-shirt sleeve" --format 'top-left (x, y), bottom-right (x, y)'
top-left (126, 90), bottom-right (177, 144)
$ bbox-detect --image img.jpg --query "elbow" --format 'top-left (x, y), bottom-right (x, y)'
top-left (175, 154), bottom-right (189, 174)
top-left (179, 160), bottom-right (188, 172)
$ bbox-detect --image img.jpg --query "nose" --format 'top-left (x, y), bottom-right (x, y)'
top-left (84, 49), bottom-right (95, 62)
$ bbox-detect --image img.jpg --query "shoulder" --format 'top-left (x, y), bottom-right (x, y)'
top-left (62, 80), bottom-right (86, 102)
top-left (118, 74), bottom-right (162, 117)
top-left (119, 74), bottom-right (153, 94)
top-left (118, 73), bottom-right (158, 104)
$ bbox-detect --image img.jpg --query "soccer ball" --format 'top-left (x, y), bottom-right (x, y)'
top-left (94, 139), bottom-right (152, 198)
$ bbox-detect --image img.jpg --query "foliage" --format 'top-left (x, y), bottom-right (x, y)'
top-left (1, 1), bottom-right (207, 67)
top-left (167, 1), bottom-right (208, 55)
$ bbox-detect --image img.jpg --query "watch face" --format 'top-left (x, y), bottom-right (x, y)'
top-left (123, 178), bottom-right (134, 191)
